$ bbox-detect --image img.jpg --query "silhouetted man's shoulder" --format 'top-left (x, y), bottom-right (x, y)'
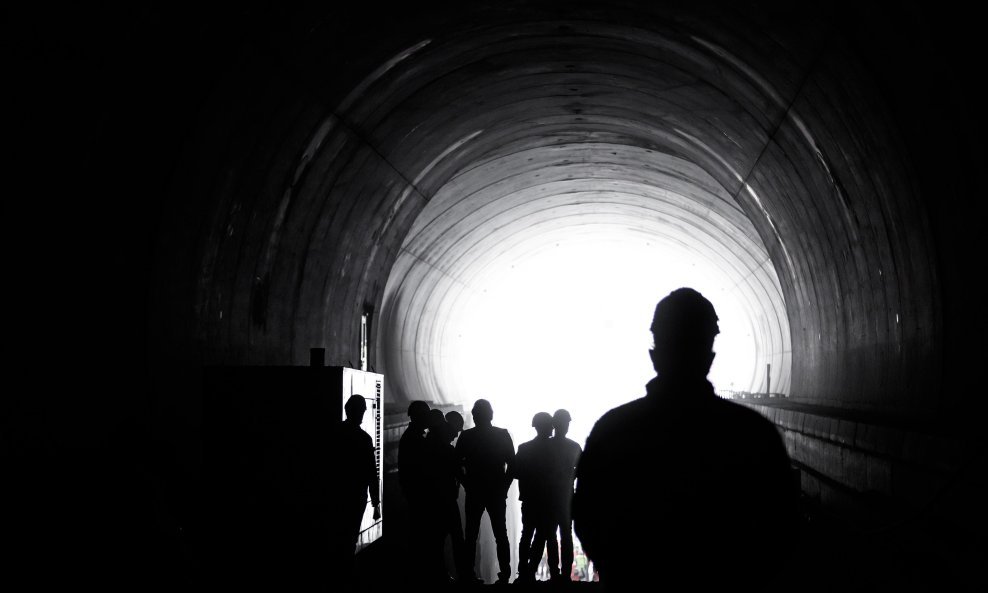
top-left (475, 426), bottom-right (512, 447)
top-left (708, 394), bottom-right (770, 422)
top-left (555, 437), bottom-right (582, 469)
top-left (399, 425), bottom-right (422, 448)
top-left (456, 426), bottom-right (478, 448)
top-left (588, 397), bottom-right (652, 437)
top-left (348, 423), bottom-right (373, 445)
top-left (455, 426), bottom-right (489, 456)
top-left (338, 421), bottom-right (370, 448)
top-left (706, 397), bottom-right (788, 450)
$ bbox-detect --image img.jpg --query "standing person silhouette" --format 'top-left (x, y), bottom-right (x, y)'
top-left (454, 399), bottom-right (516, 584)
top-left (336, 395), bottom-right (381, 582)
top-left (549, 408), bottom-right (581, 582)
top-left (572, 288), bottom-right (797, 590)
top-left (441, 411), bottom-right (469, 582)
top-left (514, 412), bottom-right (559, 584)
top-left (398, 400), bottom-right (431, 581)
top-left (422, 409), bottom-right (458, 584)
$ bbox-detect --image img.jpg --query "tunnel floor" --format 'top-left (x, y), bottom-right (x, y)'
top-left (351, 492), bottom-right (973, 592)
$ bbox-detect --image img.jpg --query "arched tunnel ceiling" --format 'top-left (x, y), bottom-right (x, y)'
top-left (381, 144), bottom-right (791, 404)
top-left (188, 4), bottom-right (940, 416)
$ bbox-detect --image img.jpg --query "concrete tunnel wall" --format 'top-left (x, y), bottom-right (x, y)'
top-left (129, 0), bottom-right (982, 546)
top-left (381, 144), bottom-right (793, 405)
top-left (173, 4), bottom-right (938, 415)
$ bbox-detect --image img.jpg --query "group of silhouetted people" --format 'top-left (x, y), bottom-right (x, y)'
top-left (384, 287), bottom-right (797, 588)
top-left (400, 397), bottom-right (583, 585)
top-left (400, 401), bottom-right (471, 583)
top-left (515, 409), bottom-right (582, 584)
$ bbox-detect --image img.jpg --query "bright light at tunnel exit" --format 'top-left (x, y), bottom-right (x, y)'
top-left (448, 236), bottom-right (758, 449)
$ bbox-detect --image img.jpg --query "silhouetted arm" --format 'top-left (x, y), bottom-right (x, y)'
top-left (454, 432), bottom-right (470, 490)
top-left (364, 434), bottom-right (380, 508)
top-left (502, 431), bottom-right (516, 495)
top-left (449, 445), bottom-right (465, 486)
top-left (398, 433), bottom-right (411, 497)
top-left (567, 441), bottom-right (582, 490)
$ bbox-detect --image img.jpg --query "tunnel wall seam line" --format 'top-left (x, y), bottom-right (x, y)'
top-left (725, 26), bottom-right (834, 283)
top-left (329, 108), bottom-right (433, 203)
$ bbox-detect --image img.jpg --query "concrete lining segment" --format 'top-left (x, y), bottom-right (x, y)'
top-left (346, 20), bottom-right (846, 408)
top-left (381, 141), bottom-right (792, 402)
top-left (183, 6), bottom-right (938, 419)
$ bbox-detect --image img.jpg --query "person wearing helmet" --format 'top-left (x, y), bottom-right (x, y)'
top-left (549, 408), bottom-right (581, 581)
top-left (514, 412), bottom-right (559, 583)
top-left (572, 288), bottom-right (796, 589)
top-left (454, 399), bottom-right (516, 584)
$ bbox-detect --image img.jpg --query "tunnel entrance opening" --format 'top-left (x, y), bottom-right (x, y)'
top-left (378, 148), bottom-right (793, 431)
top-left (380, 196), bottom-right (791, 582)
top-left (378, 146), bottom-right (792, 582)
top-left (449, 234), bottom-right (762, 448)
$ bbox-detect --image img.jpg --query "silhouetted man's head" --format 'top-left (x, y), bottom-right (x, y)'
top-left (407, 400), bottom-right (430, 425)
top-left (532, 412), bottom-right (553, 438)
top-left (445, 411), bottom-right (464, 442)
top-left (426, 408), bottom-right (446, 434)
top-left (552, 409), bottom-right (572, 438)
top-left (345, 394), bottom-right (367, 423)
top-left (472, 399), bottom-right (494, 426)
top-left (649, 288), bottom-right (720, 379)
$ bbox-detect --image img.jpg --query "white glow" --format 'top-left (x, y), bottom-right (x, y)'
top-left (446, 235), bottom-right (757, 448)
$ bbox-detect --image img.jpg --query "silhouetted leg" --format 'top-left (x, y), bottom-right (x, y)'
top-left (408, 500), bottom-right (432, 582)
top-left (341, 517), bottom-right (357, 582)
top-left (425, 500), bottom-right (448, 583)
top-left (545, 523), bottom-right (559, 579)
top-left (339, 501), bottom-right (365, 585)
top-left (464, 494), bottom-right (484, 580)
top-left (488, 496), bottom-right (511, 582)
top-left (527, 512), bottom-right (559, 581)
top-left (444, 500), bottom-right (468, 581)
top-left (529, 521), bottom-right (548, 579)
top-left (558, 513), bottom-right (574, 581)
top-left (296, 523), bottom-right (332, 590)
top-left (518, 503), bottom-right (536, 580)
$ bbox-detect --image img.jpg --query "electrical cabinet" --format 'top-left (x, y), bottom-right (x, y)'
top-left (201, 364), bottom-right (383, 583)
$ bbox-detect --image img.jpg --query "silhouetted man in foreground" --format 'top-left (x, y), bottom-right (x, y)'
top-left (455, 399), bottom-right (516, 584)
top-left (549, 408), bottom-right (581, 581)
top-left (399, 400), bottom-right (431, 579)
top-left (573, 288), bottom-right (796, 590)
top-left (515, 412), bottom-right (559, 583)
top-left (337, 395), bottom-right (381, 582)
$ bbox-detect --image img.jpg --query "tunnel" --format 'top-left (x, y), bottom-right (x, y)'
top-left (11, 1), bottom-right (986, 590)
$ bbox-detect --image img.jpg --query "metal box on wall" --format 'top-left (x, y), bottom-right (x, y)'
top-left (201, 364), bottom-right (384, 583)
